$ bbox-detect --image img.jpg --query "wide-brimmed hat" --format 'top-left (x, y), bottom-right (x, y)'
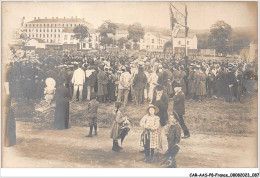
top-left (115, 101), bottom-right (122, 108)
top-left (147, 104), bottom-right (159, 114)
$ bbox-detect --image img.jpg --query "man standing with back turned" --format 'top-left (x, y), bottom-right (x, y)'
top-left (173, 84), bottom-right (190, 138)
top-left (72, 64), bottom-right (85, 101)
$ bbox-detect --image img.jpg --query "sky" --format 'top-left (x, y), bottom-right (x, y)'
top-left (2, 1), bottom-right (258, 30)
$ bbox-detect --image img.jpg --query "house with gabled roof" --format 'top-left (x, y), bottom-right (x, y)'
top-left (172, 29), bottom-right (197, 50)
top-left (139, 32), bottom-right (170, 52)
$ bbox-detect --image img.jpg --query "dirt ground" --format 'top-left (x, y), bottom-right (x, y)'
top-left (2, 94), bottom-right (258, 168)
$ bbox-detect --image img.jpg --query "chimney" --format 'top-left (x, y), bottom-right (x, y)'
top-left (34, 17), bottom-right (36, 20)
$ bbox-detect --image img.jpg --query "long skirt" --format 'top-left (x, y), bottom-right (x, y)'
top-left (54, 99), bottom-right (69, 130)
top-left (5, 108), bottom-right (16, 147)
top-left (107, 82), bottom-right (116, 101)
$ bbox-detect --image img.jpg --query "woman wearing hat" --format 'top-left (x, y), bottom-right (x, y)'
top-left (110, 101), bottom-right (127, 152)
top-left (139, 105), bottom-right (160, 163)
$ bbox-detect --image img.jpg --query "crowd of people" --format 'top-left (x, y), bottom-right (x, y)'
top-left (5, 50), bottom-right (258, 167)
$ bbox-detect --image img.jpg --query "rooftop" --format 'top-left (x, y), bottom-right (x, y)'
top-left (62, 28), bottom-right (97, 34)
top-left (147, 32), bottom-right (171, 40)
top-left (27, 17), bottom-right (90, 24)
top-left (175, 29), bottom-right (196, 38)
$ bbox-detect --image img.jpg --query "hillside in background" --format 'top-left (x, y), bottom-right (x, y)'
top-left (113, 21), bottom-right (257, 54)
top-left (196, 26), bottom-right (257, 53)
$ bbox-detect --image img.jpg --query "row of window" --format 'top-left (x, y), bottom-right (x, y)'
top-left (26, 23), bottom-right (82, 28)
top-left (64, 35), bottom-right (74, 40)
top-left (26, 29), bottom-right (62, 33)
top-left (145, 45), bottom-right (163, 49)
top-left (143, 38), bottom-right (167, 44)
top-left (28, 34), bottom-right (60, 38)
top-left (46, 39), bottom-right (60, 43)
top-left (178, 41), bottom-right (190, 45)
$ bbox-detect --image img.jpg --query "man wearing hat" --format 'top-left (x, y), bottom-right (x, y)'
top-left (226, 66), bottom-right (237, 102)
top-left (97, 65), bottom-right (108, 103)
top-left (133, 66), bottom-right (147, 106)
top-left (117, 66), bottom-right (132, 106)
top-left (173, 83), bottom-right (190, 138)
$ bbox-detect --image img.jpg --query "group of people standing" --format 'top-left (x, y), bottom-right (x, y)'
top-left (4, 50), bottom-right (257, 168)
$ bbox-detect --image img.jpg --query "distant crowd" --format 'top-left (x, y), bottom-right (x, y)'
top-left (6, 51), bottom-right (257, 104)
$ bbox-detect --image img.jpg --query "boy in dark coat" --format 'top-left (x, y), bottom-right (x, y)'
top-left (86, 95), bottom-right (99, 137)
top-left (162, 114), bottom-right (181, 168)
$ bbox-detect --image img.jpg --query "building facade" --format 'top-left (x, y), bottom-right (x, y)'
top-left (139, 32), bottom-right (170, 52)
top-left (61, 28), bottom-right (100, 50)
top-left (23, 17), bottom-right (99, 50)
top-left (172, 29), bottom-right (198, 55)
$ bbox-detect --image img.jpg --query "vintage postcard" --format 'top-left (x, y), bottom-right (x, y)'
top-left (1, 1), bottom-right (258, 176)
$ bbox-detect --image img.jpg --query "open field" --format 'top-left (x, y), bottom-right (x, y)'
top-left (3, 94), bottom-right (258, 168)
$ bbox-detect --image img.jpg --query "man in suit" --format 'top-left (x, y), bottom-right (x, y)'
top-left (173, 84), bottom-right (190, 138)
top-left (133, 66), bottom-right (147, 106)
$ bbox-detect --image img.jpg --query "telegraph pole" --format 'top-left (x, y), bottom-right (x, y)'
top-left (185, 5), bottom-right (188, 58)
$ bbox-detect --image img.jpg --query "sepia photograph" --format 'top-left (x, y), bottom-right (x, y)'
top-left (1, 0), bottom-right (258, 173)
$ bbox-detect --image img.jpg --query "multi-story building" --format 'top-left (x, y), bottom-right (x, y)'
top-left (139, 32), bottom-right (170, 52)
top-left (23, 17), bottom-right (99, 50)
top-left (172, 28), bottom-right (198, 55)
top-left (61, 28), bottom-right (100, 50)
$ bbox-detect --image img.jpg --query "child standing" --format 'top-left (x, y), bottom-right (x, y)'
top-left (86, 95), bottom-right (99, 137)
top-left (139, 105), bottom-right (160, 163)
top-left (163, 113), bottom-right (181, 168)
top-left (110, 101), bottom-right (127, 152)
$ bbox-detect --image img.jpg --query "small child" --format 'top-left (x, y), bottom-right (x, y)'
top-left (86, 94), bottom-right (99, 137)
top-left (44, 78), bottom-right (56, 104)
top-left (162, 113), bottom-right (181, 168)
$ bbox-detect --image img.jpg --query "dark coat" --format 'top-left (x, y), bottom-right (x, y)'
top-left (166, 124), bottom-right (181, 154)
top-left (173, 91), bottom-right (185, 116)
top-left (54, 85), bottom-right (70, 130)
top-left (88, 71), bottom-right (97, 87)
top-left (133, 71), bottom-right (147, 89)
top-left (153, 94), bottom-right (169, 126)
top-left (97, 70), bottom-right (108, 96)
top-left (227, 72), bottom-right (237, 85)
top-left (5, 107), bottom-right (16, 147)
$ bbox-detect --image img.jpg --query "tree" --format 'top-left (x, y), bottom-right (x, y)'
top-left (197, 32), bottom-right (210, 49)
top-left (73, 25), bottom-right (89, 49)
top-left (98, 20), bottom-right (118, 49)
top-left (118, 37), bottom-right (128, 49)
top-left (163, 41), bottom-right (172, 52)
top-left (208, 20), bottom-right (232, 56)
top-left (128, 23), bottom-right (145, 47)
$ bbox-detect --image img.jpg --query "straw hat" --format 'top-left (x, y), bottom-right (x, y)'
top-left (147, 104), bottom-right (159, 114)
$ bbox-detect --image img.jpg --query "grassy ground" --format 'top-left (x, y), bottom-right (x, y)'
top-left (4, 94), bottom-right (258, 168)
top-left (15, 93), bottom-right (257, 135)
